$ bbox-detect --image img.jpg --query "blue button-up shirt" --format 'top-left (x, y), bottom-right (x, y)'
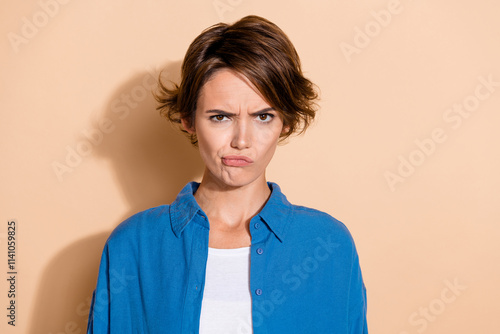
top-left (87, 181), bottom-right (368, 333)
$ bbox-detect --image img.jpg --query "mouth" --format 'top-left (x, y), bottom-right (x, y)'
top-left (221, 155), bottom-right (254, 167)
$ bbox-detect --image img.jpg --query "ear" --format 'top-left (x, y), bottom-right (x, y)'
top-left (281, 124), bottom-right (290, 134)
top-left (181, 118), bottom-right (195, 134)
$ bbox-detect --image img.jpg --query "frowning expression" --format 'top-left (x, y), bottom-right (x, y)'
top-left (182, 69), bottom-right (285, 188)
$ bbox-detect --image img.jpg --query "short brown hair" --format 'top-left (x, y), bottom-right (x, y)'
top-left (155, 15), bottom-right (318, 146)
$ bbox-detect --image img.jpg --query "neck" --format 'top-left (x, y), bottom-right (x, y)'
top-left (194, 170), bottom-right (271, 231)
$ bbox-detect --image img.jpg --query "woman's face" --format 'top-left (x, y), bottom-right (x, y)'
top-left (182, 69), bottom-right (285, 188)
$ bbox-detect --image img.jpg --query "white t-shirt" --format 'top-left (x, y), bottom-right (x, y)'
top-left (199, 246), bottom-right (253, 334)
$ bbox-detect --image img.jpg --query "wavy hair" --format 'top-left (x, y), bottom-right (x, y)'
top-left (155, 15), bottom-right (319, 146)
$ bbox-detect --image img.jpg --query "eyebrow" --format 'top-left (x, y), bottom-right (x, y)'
top-left (205, 107), bottom-right (275, 117)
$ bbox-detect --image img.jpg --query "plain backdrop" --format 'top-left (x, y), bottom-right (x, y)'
top-left (1, 0), bottom-right (499, 333)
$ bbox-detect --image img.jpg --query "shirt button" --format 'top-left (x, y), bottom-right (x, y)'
top-left (254, 222), bottom-right (260, 229)
top-left (256, 248), bottom-right (264, 255)
top-left (255, 289), bottom-right (262, 296)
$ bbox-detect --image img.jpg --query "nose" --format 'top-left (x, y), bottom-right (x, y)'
top-left (230, 119), bottom-right (252, 149)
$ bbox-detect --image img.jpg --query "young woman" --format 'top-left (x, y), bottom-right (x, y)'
top-left (87, 15), bottom-right (368, 333)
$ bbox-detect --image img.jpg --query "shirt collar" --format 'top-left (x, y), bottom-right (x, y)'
top-left (169, 181), bottom-right (293, 242)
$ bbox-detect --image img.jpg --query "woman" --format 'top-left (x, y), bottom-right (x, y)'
top-left (87, 15), bottom-right (367, 333)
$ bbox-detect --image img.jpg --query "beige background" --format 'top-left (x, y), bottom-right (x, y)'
top-left (1, 0), bottom-right (499, 333)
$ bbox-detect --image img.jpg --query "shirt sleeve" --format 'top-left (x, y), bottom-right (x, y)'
top-left (348, 247), bottom-right (368, 334)
top-left (86, 243), bottom-right (111, 334)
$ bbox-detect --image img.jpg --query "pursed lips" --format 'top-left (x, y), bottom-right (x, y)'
top-left (221, 155), bottom-right (254, 167)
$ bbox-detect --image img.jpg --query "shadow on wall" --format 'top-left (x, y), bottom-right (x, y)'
top-left (28, 61), bottom-right (204, 333)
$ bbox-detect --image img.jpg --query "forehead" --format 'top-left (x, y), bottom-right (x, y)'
top-left (197, 69), bottom-right (270, 109)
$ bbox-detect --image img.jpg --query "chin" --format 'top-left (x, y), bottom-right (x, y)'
top-left (213, 170), bottom-right (264, 189)
top-left (219, 176), bottom-right (257, 189)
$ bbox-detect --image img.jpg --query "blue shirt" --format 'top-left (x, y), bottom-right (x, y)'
top-left (87, 181), bottom-right (368, 333)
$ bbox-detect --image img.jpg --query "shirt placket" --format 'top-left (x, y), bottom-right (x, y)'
top-left (249, 215), bottom-right (272, 333)
top-left (180, 214), bottom-right (210, 334)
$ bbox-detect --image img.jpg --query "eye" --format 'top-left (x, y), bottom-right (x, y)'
top-left (210, 114), bottom-right (229, 122)
top-left (257, 113), bottom-right (274, 122)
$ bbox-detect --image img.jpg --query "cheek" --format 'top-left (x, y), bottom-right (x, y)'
top-left (256, 128), bottom-right (281, 159)
top-left (197, 127), bottom-right (225, 162)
